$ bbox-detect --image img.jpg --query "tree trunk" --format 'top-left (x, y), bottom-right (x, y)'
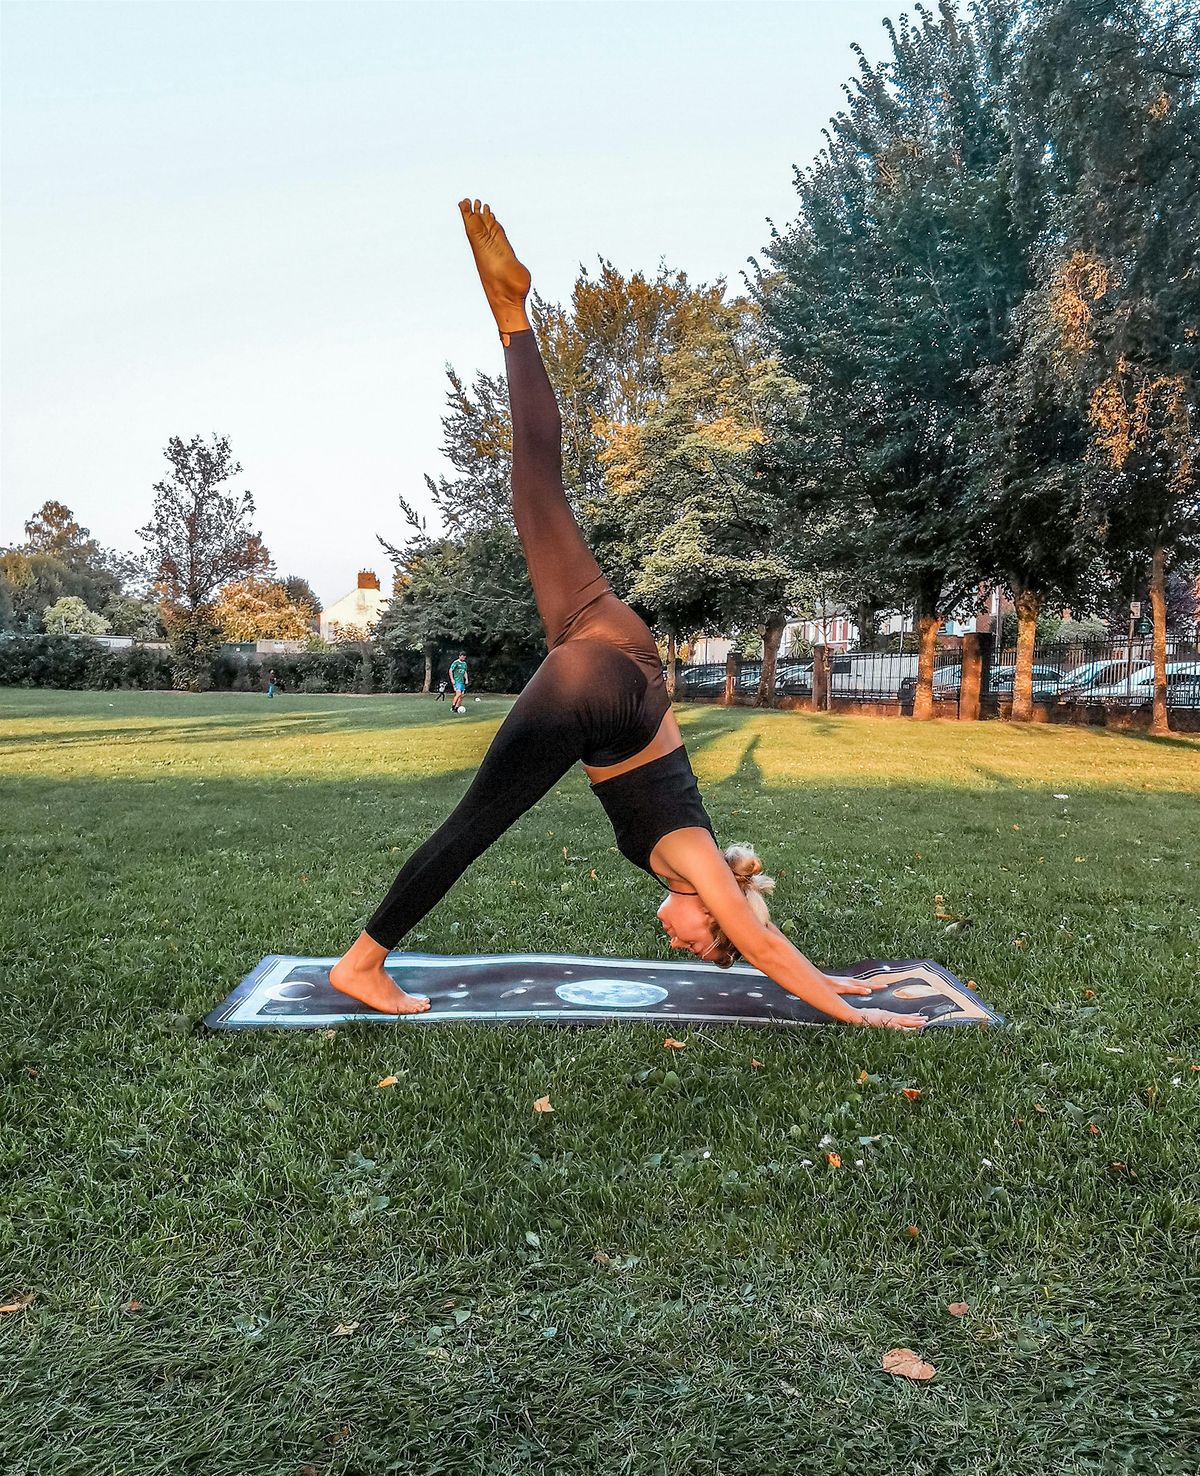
top-left (856, 599), bottom-right (879, 650)
top-left (1010, 586), bottom-right (1041, 723)
top-left (1149, 542), bottom-right (1170, 735)
top-left (723, 651), bottom-right (738, 707)
top-left (422, 643), bottom-right (434, 694)
top-left (912, 613), bottom-right (942, 721)
top-left (758, 612), bottom-right (786, 707)
top-left (665, 631), bottom-right (678, 700)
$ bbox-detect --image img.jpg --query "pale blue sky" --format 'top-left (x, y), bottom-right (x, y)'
top-left (2, 0), bottom-right (898, 605)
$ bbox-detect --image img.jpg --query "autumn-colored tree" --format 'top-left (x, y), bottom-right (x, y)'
top-left (213, 578), bottom-right (317, 642)
top-left (1017, 0), bottom-right (1200, 731)
top-left (596, 293), bottom-right (801, 701)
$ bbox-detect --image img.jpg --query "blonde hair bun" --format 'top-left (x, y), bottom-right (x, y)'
top-left (723, 843), bottom-right (776, 897)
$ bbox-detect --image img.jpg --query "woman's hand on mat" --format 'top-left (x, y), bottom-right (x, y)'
top-left (857, 1008), bottom-right (926, 1030)
top-left (825, 973), bottom-right (889, 995)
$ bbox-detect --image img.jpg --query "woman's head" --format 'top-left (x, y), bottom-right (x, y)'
top-left (657, 844), bottom-right (775, 967)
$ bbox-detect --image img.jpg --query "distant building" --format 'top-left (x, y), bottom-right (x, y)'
top-left (320, 570), bottom-right (389, 642)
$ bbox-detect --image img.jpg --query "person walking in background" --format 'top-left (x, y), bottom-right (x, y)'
top-left (266, 668), bottom-right (278, 699)
top-left (449, 653), bottom-right (468, 713)
top-left (435, 679), bottom-right (448, 702)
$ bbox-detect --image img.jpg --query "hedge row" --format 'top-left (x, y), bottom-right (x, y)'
top-left (0, 637), bottom-right (175, 690)
top-left (0, 637), bottom-right (539, 694)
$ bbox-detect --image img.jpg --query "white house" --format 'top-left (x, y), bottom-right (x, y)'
top-left (320, 570), bottom-right (389, 642)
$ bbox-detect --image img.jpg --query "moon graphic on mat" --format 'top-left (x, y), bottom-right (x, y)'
top-left (555, 980), bottom-right (670, 1008)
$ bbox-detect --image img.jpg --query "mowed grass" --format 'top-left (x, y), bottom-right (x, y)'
top-left (2, 690), bottom-right (1199, 1476)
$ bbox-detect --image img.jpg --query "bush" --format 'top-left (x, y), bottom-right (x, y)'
top-left (169, 609), bottom-right (223, 692)
top-left (0, 636), bottom-right (174, 689)
top-left (0, 636), bottom-right (521, 696)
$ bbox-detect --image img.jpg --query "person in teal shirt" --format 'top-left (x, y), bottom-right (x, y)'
top-left (448, 654), bottom-right (468, 712)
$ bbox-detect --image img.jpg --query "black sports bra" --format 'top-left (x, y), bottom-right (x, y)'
top-left (589, 745), bottom-right (716, 875)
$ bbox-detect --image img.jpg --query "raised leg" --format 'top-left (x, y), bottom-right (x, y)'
top-left (459, 198), bottom-right (611, 647)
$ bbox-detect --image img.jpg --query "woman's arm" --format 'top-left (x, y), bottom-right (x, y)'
top-left (654, 830), bottom-right (920, 1029)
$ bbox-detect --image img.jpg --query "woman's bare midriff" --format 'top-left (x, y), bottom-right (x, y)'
top-left (582, 707), bottom-right (684, 784)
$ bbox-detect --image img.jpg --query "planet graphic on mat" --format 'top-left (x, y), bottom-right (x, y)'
top-left (267, 979), bottom-right (318, 1001)
top-left (555, 980), bottom-right (670, 1008)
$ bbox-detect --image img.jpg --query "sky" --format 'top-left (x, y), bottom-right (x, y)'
top-left (2, 0), bottom-right (901, 607)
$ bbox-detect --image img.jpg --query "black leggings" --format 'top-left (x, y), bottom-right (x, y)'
top-left (364, 330), bottom-right (667, 949)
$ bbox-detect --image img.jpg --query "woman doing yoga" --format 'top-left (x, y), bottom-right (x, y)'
top-left (329, 200), bottom-right (921, 1031)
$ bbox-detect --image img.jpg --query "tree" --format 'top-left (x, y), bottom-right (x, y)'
top-left (597, 294), bottom-right (801, 701)
top-left (757, 6), bottom-right (1022, 716)
top-left (0, 549), bottom-right (94, 633)
top-left (138, 434), bottom-right (271, 690)
top-left (24, 501), bottom-right (104, 568)
top-left (1017, 0), bottom-right (1200, 731)
top-left (213, 578), bottom-right (317, 642)
top-left (42, 596), bottom-right (111, 635)
top-left (282, 575), bottom-right (322, 626)
top-left (138, 435), bottom-right (270, 610)
top-left (104, 596), bottom-right (166, 641)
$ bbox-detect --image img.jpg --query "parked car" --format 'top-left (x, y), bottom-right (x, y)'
top-left (775, 659), bottom-right (814, 695)
top-left (987, 664), bottom-right (1064, 698)
top-left (674, 663), bottom-right (727, 698)
top-left (1056, 659), bottom-right (1138, 698)
top-left (1084, 661), bottom-right (1200, 704)
top-left (929, 663), bottom-right (964, 697)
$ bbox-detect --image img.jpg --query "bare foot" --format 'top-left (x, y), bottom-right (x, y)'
top-left (458, 197), bottom-right (532, 337)
top-left (329, 957), bottom-right (431, 1015)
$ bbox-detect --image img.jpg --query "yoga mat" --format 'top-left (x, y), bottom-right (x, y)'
top-left (204, 953), bottom-right (1002, 1030)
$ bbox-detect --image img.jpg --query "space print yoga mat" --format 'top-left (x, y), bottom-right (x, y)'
top-left (204, 953), bottom-right (1002, 1030)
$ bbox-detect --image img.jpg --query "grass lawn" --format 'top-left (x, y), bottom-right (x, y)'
top-left (2, 689), bottom-right (1199, 1476)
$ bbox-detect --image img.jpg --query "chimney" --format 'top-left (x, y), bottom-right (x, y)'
top-left (357, 569), bottom-right (380, 591)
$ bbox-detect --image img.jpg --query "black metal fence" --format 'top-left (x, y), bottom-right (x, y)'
top-left (982, 638), bottom-right (1200, 710)
top-left (675, 637), bottom-right (1200, 713)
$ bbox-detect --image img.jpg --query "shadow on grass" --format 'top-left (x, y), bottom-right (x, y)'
top-left (0, 699), bottom-right (452, 754)
top-left (5, 756), bottom-right (1197, 1039)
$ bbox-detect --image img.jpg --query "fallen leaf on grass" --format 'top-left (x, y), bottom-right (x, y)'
top-left (882, 1348), bottom-right (936, 1381)
top-left (318, 1028), bottom-right (337, 1041)
top-left (332, 1322), bottom-right (360, 1337)
top-left (826, 1152), bottom-right (842, 1168)
top-left (663, 1038), bottom-right (687, 1051)
top-left (592, 1250), bottom-right (611, 1266)
top-left (0, 1294), bottom-right (34, 1314)
top-left (857, 1069), bottom-right (869, 1084)
top-left (533, 1096), bottom-right (553, 1114)
top-left (750, 1059), bottom-right (762, 1069)
top-left (901, 1088), bottom-right (922, 1101)
top-left (1088, 1123), bottom-right (1100, 1136)
top-left (1109, 1161), bottom-right (1137, 1180)
top-left (906, 1225), bottom-right (920, 1238)
top-left (948, 1302), bottom-right (969, 1317)
top-left (124, 1299), bottom-right (142, 1312)
top-left (376, 1076), bottom-right (398, 1089)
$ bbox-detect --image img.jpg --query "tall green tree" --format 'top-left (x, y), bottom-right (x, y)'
top-left (757, 5), bottom-right (1026, 715)
top-left (1015, 0), bottom-right (1200, 732)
